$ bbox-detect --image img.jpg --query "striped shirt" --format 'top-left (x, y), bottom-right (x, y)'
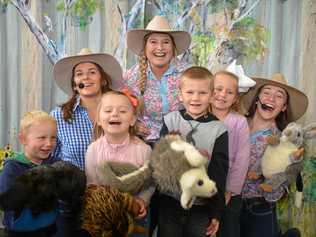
top-left (51, 96), bottom-right (92, 170)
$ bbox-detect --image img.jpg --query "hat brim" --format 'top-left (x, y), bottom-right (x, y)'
top-left (53, 53), bottom-right (123, 95)
top-left (242, 77), bottom-right (308, 122)
top-left (127, 29), bottom-right (191, 56)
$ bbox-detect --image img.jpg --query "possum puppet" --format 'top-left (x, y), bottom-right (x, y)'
top-left (98, 134), bottom-right (217, 210)
top-left (259, 122), bottom-right (316, 206)
top-left (149, 134), bottom-right (217, 209)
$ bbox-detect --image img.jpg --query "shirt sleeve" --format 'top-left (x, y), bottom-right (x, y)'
top-left (207, 131), bottom-right (229, 220)
top-left (226, 118), bottom-right (250, 194)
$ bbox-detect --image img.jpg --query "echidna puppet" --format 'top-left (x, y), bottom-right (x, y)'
top-left (259, 122), bottom-right (316, 206)
top-left (0, 161), bottom-right (145, 237)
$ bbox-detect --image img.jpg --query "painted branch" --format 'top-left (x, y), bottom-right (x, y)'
top-left (10, 0), bottom-right (59, 64)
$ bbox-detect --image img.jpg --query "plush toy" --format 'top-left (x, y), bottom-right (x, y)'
top-left (0, 161), bottom-right (145, 237)
top-left (149, 134), bottom-right (217, 209)
top-left (260, 122), bottom-right (316, 206)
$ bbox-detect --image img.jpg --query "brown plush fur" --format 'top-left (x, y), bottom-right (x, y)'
top-left (81, 185), bottom-right (145, 237)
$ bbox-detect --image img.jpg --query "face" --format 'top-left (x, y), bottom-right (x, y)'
top-left (73, 62), bottom-right (104, 97)
top-left (19, 121), bottom-right (57, 164)
top-left (97, 94), bottom-right (136, 138)
top-left (256, 84), bottom-right (288, 121)
top-left (211, 74), bottom-right (238, 112)
top-left (180, 78), bottom-right (212, 119)
top-left (145, 33), bottom-right (174, 72)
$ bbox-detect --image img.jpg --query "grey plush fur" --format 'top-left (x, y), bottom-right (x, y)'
top-left (149, 135), bottom-right (197, 195)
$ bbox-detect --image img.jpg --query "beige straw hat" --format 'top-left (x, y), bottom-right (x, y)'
top-left (242, 73), bottom-right (308, 122)
top-left (53, 48), bottom-right (123, 95)
top-left (127, 15), bottom-right (191, 56)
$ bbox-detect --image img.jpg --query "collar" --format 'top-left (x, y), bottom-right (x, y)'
top-left (147, 59), bottom-right (178, 79)
top-left (102, 135), bottom-right (130, 151)
top-left (180, 109), bottom-right (217, 122)
top-left (11, 153), bottom-right (37, 165)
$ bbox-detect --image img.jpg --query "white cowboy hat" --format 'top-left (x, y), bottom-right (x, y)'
top-left (226, 60), bottom-right (256, 93)
top-left (242, 73), bottom-right (308, 122)
top-left (127, 15), bottom-right (191, 56)
top-left (53, 48), bottom-right (123, 95)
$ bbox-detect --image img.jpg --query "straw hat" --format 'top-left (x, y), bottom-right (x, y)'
top-left (127, 15), bottom-right (191, 56)
top-left (53, 48), bottom-right (123, 95)
top-left (242, 73), bottom-right (308, 122)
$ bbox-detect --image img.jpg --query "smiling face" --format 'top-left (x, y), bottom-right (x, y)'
top-left (145, 33), bottom-right (174, 75)
top-left (211, 73), bottom-right (238, 114)
top-left (97, 93), bottom-right (136, 140)
top-left (180, 77), bottom-right (212, 119)
top-left (73, 62), bottom-right (104, 97)
top-left (256, 84), bottom-right (288, 121)
top-left (19, 121), bottom-right (57, 164)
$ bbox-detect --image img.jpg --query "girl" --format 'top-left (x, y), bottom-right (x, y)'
top-left (240, 73), bottom-right (308, 237)
top-left (85, 90), bottom-right (153, 219)
top-left (51, 48), bottom-right (122, 170)
top-left (210, 69), bottom-right (253, 237)
top-left (124, 15), bottom-right (191, 144)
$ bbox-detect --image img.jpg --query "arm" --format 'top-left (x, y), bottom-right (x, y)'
top-left (226, 118), bottom-right (250, 194)
top-left (207, 132), bottom-right (229, 220)
top-left (84, 143), bottom-right (99, 185)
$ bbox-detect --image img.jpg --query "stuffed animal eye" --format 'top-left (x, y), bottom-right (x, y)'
top-left (297, 132), bottom-right (301, 137)
top-left (197, 180), bottom-right (204, 186)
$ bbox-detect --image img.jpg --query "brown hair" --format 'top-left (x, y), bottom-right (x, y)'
top-left (180, 66), bottom-right (214, 90)
top-left (60, 62), bottom-right (112, 122)
top-left (212, 70), bottom-right (242, 113)
top-left (93, 91), bottom-right (139, 140)
top-left (246, 86), bottom-right (290, 130)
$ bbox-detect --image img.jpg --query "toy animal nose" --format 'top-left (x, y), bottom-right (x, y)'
top-left (284, 129), bottom-right (292, 136)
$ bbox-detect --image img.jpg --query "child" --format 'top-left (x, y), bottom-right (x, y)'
top-left (0, 110), bottom-right (59, 236)
top-left (158, 66), bottom-right (229, 237)
top-left (210, 68), bottom-right (253, 237)
top-left (84, 90), bottom-right (153, 220)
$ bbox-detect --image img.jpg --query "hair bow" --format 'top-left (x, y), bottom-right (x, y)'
top-left (121, 88), bottom-right (139, 108)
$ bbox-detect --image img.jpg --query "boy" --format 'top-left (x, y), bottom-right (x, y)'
top-left (157, 66), bottom-right (229, 237)
top-left (0, 110), bottom-right (59, 236)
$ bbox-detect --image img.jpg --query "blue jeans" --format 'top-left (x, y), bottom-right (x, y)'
top-left (240, 197), bottom-right (279, 237)
top-left (218, 195), bottom-right (242, 237)
top-left (157, 194), bottom-right (212, 237)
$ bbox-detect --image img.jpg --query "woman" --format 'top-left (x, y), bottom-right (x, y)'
top-left (51, 48), bottom-right (122, 170)
top-left (240, 73), bottom-right (308, 237)
top-left (124, 15), bottom-right (191, 144)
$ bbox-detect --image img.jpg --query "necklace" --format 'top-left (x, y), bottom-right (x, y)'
top-left (186, 121), bottom-right (200, 146)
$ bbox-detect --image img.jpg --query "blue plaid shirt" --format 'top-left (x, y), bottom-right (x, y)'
top-left (50, 97), bottom-right (93, 170)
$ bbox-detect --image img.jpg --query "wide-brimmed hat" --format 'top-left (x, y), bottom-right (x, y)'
top-left (242, 73), bottom-right (308, 122)
top-left (127, 15), bottom-right (191, 56)
top-left (53, 48), bottom-right (123, 95)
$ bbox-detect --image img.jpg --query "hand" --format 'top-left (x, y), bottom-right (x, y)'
top-left (259, 183), bottom-right (273, 192)
top-left (225, 191), bottom-right (232, 205)
top-left (134, 197), bottom-right (147, 219)
top-left (292, 147), bottom-right (304, 160)
top-left (248, 171), bottom-right (260, 180)
top-left (206, 218), bottom-right (219, 237)
top-left (136, 121), bottom-right (150, 138)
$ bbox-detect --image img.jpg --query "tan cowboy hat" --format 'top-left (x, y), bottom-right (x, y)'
top-left (242, 73), bottom-right (308, 122)
top-left (127, 15), bottom-right (191, 56)
top-left (53, 48), bottom-right (123, 95)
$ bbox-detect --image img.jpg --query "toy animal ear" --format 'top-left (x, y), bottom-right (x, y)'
top-left (170, 140), bottom-right (207, 167)
top-left (303, 122), bottom-right (316, 139)
top-left (179, 170), bottom-right (197, 190)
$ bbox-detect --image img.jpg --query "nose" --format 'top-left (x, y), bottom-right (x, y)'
top-left (157, 42), bottom-right (163, 50)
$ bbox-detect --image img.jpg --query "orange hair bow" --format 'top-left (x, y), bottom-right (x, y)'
top-left (121, 88), bottom-right (139, 108)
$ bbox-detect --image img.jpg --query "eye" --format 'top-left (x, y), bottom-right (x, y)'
top-left (297, 132), bottom-right (301, 137)
top-left (197, 180), bottom-right (204, 186)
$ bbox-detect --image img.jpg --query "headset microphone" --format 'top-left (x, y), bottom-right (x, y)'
top-left (78, 83), bottom-right (85, 89)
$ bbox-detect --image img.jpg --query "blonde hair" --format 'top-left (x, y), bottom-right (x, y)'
top-left (20, 110), bottom-right (56, 133)
top-left (213, 70), bottom-right (242, 113)
top-left (93, 91), bottom-right (139, 140)
top-left (180, 66), bottom-right (214, 90)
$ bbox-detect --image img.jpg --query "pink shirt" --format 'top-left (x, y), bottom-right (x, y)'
top-left (224, 112), bottom-right (250, 194)
top-left (85, 135), bottom-right (151, 186)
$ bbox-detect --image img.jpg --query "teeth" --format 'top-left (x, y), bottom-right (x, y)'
top-left (154, 53), bottom-right (165, 56)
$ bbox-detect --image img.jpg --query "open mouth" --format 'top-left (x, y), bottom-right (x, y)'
top-left (261, 103), bottom-right (274, 112)
top-left (109, 121), bottom-right (121, 125)
top-left (153, 52), bottom-right (166, 57)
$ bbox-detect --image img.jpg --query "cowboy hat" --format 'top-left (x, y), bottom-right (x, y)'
top-left (53, 48), bottom-right (123, 95)
top-left (242, 73), bottom-right (308, 122)
top-left (127, 15), bottom-right (191, 56)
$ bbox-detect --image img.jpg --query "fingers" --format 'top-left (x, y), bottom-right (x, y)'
top-left (206, 219), bottom-right (219, 236)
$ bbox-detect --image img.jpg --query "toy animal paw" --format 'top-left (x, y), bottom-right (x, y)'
top-left (266, 135), bottom-right (280, 146)
top-left (259, 183), bottom-right (273, 192)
